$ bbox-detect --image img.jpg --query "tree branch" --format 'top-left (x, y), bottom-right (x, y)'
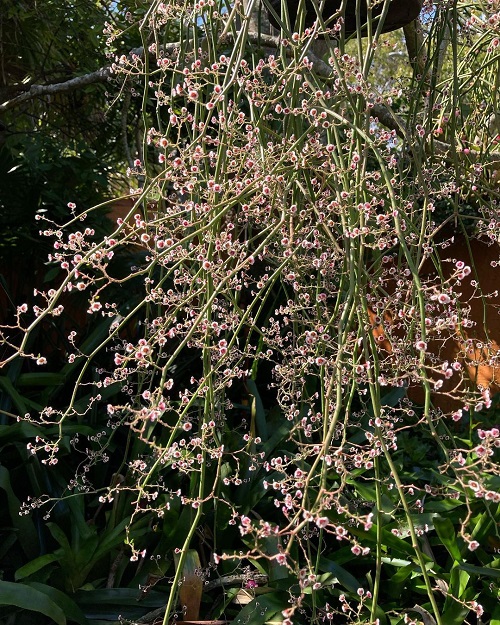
top-left (0, 67), bottom-right (111, 113)
top-left (4, 29), bottom-right (497, 173)
top-left (403, 18), bottom-right (426, 79)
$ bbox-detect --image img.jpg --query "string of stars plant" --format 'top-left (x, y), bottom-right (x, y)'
top-left (1, 1), bottom-right (500, 624)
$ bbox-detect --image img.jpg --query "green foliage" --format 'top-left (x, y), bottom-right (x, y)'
top-left (0, 581), bottom-right (68, 625)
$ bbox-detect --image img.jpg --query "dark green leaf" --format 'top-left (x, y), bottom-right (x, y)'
top-left (74, 588), bottom-right (166, 620)
top-left (231, 592), bottom-right (286, 625)
top-left (15, 553), bottom-right (61, 580)
top-left (27, 583), bottom-right (89, 625)
top-left (441, 585), bottom-right (476, 624)
top-left (0, 422), bottom-right (41, 443)
top-left (458, 563), bottom-right (500, 579)
top-left (0, 376), bottom-right (29, 415)
top-left (491, 603), bottom-right (500, 625)
top-left (318, 556), bottom-right (360, 592)
top-left (0, 465), bottom-right (39, 559)
top-left (92, 516), bottom-right (130, 562)
top-left (0, 581), bottom-right (66, 625)
top-left (17, 372), bottom-right (65, 387)
top-left (433, 516), bottom-right (461, 562)
top-left (246, 378), bottom-right (268, 441)
top-left (350, 524), bottom-right (416, 558)
top-left (447, 565), bottom-right (470, 601)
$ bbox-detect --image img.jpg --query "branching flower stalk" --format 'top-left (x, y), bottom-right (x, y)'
top-left (3, 2), bottom-right (500, 624)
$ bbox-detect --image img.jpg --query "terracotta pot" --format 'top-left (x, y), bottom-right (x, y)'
top-left (267, 0), bottom-right (423, 36)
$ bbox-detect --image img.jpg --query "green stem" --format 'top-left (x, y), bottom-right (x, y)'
top-left (370, 457), bottom-right (383, 623)
top-left (376, 427), bottom-right (443, 625)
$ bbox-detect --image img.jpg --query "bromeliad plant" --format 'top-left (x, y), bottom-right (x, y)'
top-left (1, 1), bottom-right (500, 624)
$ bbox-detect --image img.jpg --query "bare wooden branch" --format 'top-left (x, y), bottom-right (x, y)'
top-left (4, 28), bottom-right (495, 173)
top-left (0, 67), bottom-right (111, 113)
top-left (121, 90), bottom-right (134, 168)
top-left (403, 18), bottom-right (426, 79)
top-left (243, 0), bottom-right (274, 35)
top-left (370, 103), bottom-right (407, 139)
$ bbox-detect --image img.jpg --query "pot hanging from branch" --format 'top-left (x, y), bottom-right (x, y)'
top-left (265, 0), bottom-right (423, 36)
